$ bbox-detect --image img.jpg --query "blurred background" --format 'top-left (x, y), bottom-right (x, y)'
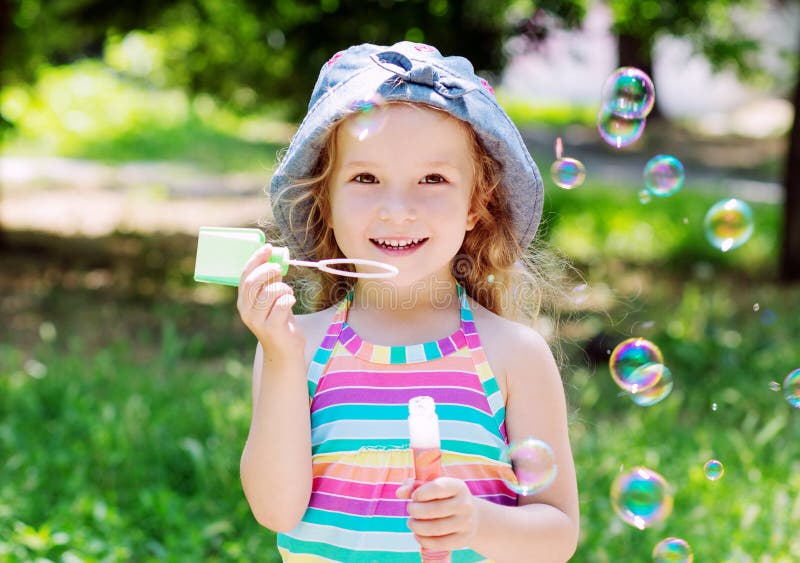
top-left (1, 0), bottom-right (799, 561)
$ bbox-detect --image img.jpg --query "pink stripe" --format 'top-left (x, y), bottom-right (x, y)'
top-left (320, 335), bottom-right (338, 349)
top-left (326, 320), bottom-right (343, 335)
top-left (319, 370), bottom-right (485, 393)
top-left (309, 491), bottom-right (410, 517)
top-left (466, 479), bottom-right (517, 497)
top-left (312, 386), bottom-right (490, 411)
top-left (465, 333), bottom-right (481, 350)
top-left (315, 476), bottom-right (401, 499)
top-left (476, 494), bottom-right (516, 506)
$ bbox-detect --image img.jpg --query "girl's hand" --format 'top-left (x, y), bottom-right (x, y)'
top-left (237, 244), bottom-right (305, 364)
top-left (396, 477), bottom-right (478, 551)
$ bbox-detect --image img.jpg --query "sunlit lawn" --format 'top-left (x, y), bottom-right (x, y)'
top-left (2, 59), bottom-right (799, 560)
top-left (1, 178), bottom-right (798, 561)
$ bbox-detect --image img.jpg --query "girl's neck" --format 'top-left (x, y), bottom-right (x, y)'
top-left (350, 277), bottom-right (459, 314)
top-left (346, 277), bottom-right (462, 346)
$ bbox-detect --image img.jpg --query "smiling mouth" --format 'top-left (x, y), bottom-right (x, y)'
top-left (370, 237), bottom-right (429, 250)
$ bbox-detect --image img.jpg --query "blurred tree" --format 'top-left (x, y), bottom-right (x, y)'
top-left (2, 0), bottom-right (519, 118)
top-left (519, 0), bottom-right (800, 279)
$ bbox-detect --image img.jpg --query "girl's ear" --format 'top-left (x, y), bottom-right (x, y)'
top-left (465, 193), bottom-right (487, 231)
top-left (466, 208), bottom-right (479, 231)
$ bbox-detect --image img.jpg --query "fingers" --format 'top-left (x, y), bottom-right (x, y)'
top-left (395, 478), bottom-right (415, 500)
top-left (407, 493), bottom-right (464, 520)
top-left (239, 243), bottom-right (275, 286)
top-left (403, 478), bottom-right (476, 550)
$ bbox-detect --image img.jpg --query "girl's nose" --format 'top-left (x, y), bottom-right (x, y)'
top-left (377, 191), bottom-right (417, 223)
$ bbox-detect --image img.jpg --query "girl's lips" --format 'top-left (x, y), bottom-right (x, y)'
top-left (369, 237), bottom-right (428, 256)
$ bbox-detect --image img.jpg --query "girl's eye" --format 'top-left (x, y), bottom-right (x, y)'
top-left (421, 174), bottom-right (446, 184)
top-left (353, 173), bottom-right (378, 184)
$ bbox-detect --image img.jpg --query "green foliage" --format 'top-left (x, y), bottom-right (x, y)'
top-left (543, 183), bottom-right (780, 275)
top-left (607, 0), bottom-right (780, 85)
top-left (4, 0), bottom-right (522, 119)
top-left (0, 61), bottom-right (287, 171)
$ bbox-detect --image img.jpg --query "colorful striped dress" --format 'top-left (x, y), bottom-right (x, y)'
top-left (277, 286), bottom-right (518, 562)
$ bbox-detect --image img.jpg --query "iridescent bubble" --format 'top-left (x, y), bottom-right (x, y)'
top-left (753, 303), bottom-right (760, 312)
top-left (487, 274), bottom-right (495, 284)
top-left (345, 95), bottom-right (388, 141)
top-left (502, 438), bottom-right (558, 496)
top-left (628, 364), bottom-right (673, 406)
top-left (703, 198), bottom-right (754, 252)
top-left (769, 381), bottom-right (781, 392)
top-left (638, 189), bottom-right (652, 204)
top-left (711, 402), bottom-right (719, 412)
top-left (783, 368), bottom-right (800, 408)
top-left (550, 157), bottom-right (586, 190)
top-left (644, 155), bottom-right (685, 197)
top-left (610, 466), bottom-right (673, 529)
top-left (597, 110), bottom-right (646, 148)
top-left (704, 459), bottom-right (725, 481)
top-left (653, 537), bottom-right (693, 563)
top-left (602, 67), bottom-right (656, 119)
top-left (609, 338), bottom-right (664, 393)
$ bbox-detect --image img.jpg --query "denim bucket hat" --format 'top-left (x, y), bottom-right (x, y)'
top-left (269, 41), bottom-right (544, 260)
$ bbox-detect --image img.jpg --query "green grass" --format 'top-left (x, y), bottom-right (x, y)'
top-left (1, 182), bottom-right (798, 560)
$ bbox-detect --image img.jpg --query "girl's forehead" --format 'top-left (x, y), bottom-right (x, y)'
top-left (336, 103), bottom-right (473, 156)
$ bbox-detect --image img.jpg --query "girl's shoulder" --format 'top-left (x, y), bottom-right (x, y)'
top-left (468, 297), bottom-right (557, 396)
top-left (294, 304), bottom-right (340, 368)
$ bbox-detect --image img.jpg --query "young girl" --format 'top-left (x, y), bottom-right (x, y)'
top-left (237, 42), bottom-right (579, 562)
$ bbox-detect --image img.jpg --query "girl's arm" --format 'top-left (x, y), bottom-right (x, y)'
top-left (400, 320), bottom-right (580, 562)
top-left (237, 245), bottom-right (313, 532)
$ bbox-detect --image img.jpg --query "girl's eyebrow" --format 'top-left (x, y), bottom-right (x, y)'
top-left (340, 159), bottom-right (461, 170)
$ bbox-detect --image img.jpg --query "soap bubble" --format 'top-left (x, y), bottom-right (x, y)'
top-left (783, 368), bottom-right (800, 408)
top-left (653, 537), bottom-right (693, 562)
top-left (609, 338), bottom-right (664, 393)
top-left (597, 110), bottom-right (646, 148)
top-left (610, 466), bottom-right (673, 529)
top-left (345, 95), bottom-right (388, 141)
top-left (704, 198), bottom-right (754, 252)
top-left (602, 67), bottom-right (656, 119)
top-left (644, 155), bottom-right (685, 197)
top-left (502, 438), bottom-right (558, 495)
top-left (628, 364), bottom-right (673, 406)
top-left (550, 158), bottom-right (586, 190)
top-left (703, 459), bottom-right (725, 481)
top-left (638, 189), bottom-right (652, 204)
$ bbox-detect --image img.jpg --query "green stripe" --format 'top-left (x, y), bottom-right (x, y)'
top-left (303, 507), bottom-right (409, 532)
top-left (441, 439), bottom-right (505, 460)
top-left (278, 535), bottom-right (488, 563)
top-left (313, 438), bottom-right (504, 461)
top-left (482, 377), bottom-right (500, 396)
top-left (312, 347), bottom-right (331, 364)
top-left (314, 438), bottom-right (407, 455)
top-left (389, 346), bottom-right (406, 364)
top-left (423, 341), bottom-right (440, 359)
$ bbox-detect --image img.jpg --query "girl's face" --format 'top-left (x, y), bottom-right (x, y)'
top-left (328, 103), bottom-right (478, 287)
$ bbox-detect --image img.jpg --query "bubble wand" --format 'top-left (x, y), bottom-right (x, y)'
top-left (408, 396), bottom-right (451, 563)
top-left (194, 226), bottom-right (398, 286)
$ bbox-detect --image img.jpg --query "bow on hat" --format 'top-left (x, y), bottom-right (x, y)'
top-left (370, 50), bottom-right (476, 99)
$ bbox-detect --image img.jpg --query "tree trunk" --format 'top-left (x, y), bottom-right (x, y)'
top-left (616, 31), bottom-right (661, 120)
top-left (0, 0), bottom-right (9, 250)
top-left (780, 61), bottom-right (800, 282)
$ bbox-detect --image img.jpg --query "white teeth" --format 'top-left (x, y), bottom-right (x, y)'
top-left (374, 238), bottom-right (424, 248)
